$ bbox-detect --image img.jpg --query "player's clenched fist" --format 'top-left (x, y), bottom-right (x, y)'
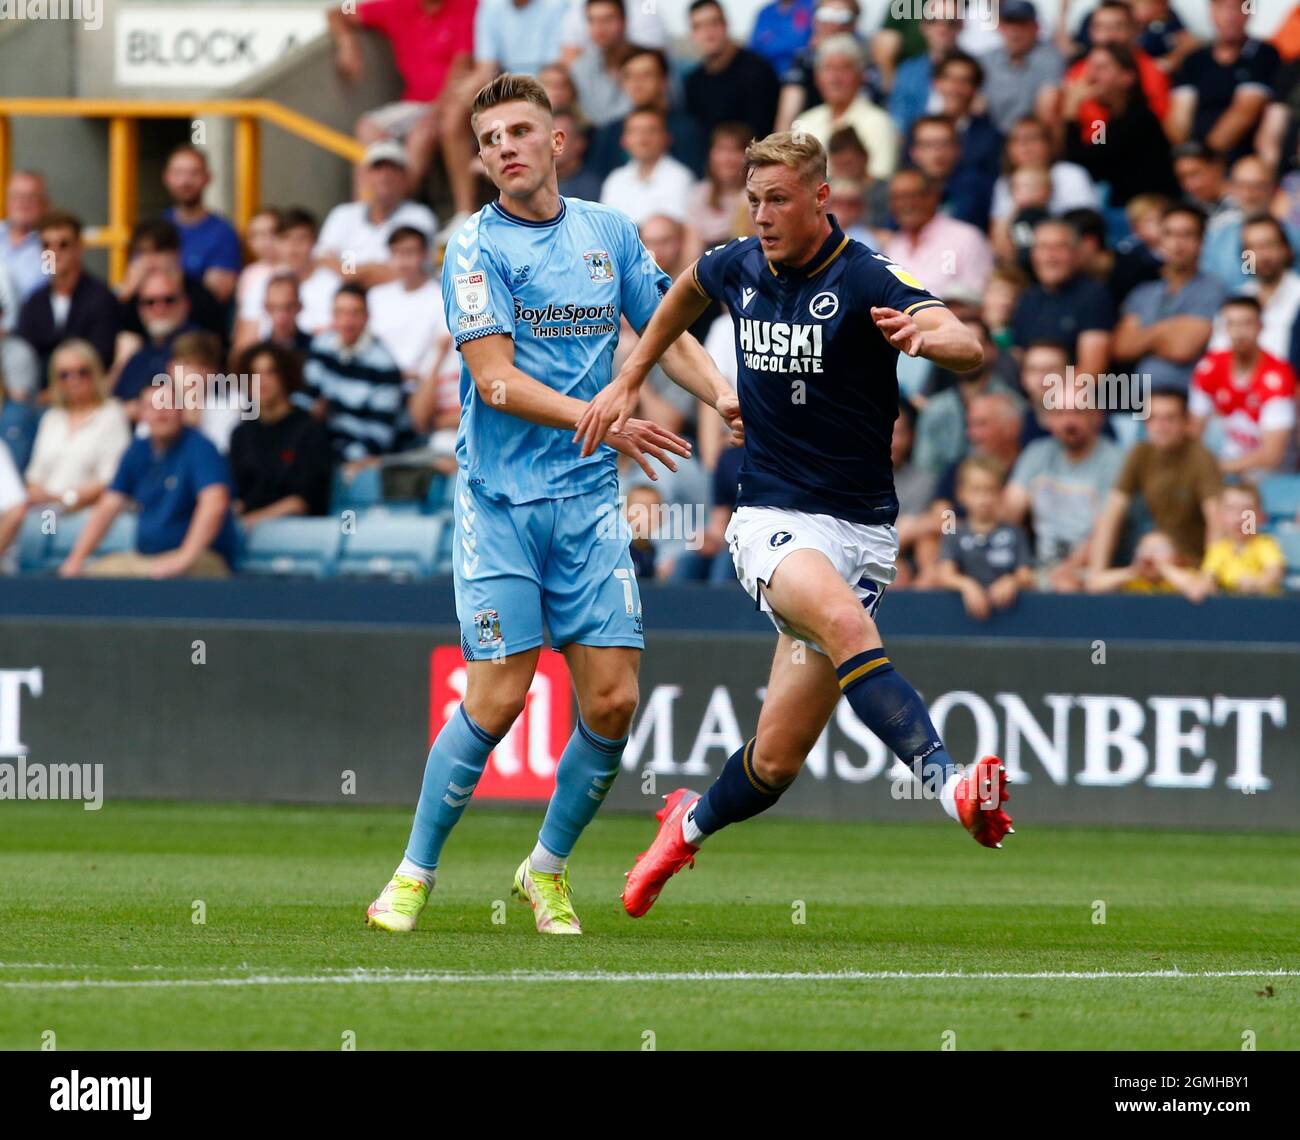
top-left (871, 306), bottom-right (926, 357)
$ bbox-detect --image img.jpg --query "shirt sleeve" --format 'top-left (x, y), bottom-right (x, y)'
top-left (693, 237), bottom-right (748, 301)
top-left (858, 251), bottom-right (946, 317)
top-left (314, 205), bottom-right (348, 259)
top-left (1008, 441), bottom-right (1041, 490)
top-left (1254, 537), bottom-right (1285, 571)
top-left (190, 436), bottom-right (234, 493)
top-left (442, 227), bottom-right (515, 348)
top-left (109, 442), bottom-right (143, 498)
top-left (208, 220), bottom-right (244, 274)
top-left (618, 215), bottom-right (672, 335)
top-left (94, 404), bottom-right (133, 485)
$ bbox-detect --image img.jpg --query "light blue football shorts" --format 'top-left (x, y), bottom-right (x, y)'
top-left (452, 470), bottom-right (644, 661)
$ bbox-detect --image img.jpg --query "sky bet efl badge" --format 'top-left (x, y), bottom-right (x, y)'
top-left (583, 249), bottom-right (614, 283)
top-left (454, 270), bottom-right (488, 313)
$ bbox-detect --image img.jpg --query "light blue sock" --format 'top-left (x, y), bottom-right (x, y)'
top-left (403, 705), bottom-right (501, 870)
top-left (536, 719), bottom-right (626, 860)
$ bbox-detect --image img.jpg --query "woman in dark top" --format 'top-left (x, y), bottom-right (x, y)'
top-left (1065, 43), bottom-right (1179, 207)
top-left (228, 341), bottom-right (332, 527)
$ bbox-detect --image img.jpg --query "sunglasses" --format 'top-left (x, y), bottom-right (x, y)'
top-left (57, 366), bottom-right (93, 380)
top-left (140, 294), bottom-right (180, 307)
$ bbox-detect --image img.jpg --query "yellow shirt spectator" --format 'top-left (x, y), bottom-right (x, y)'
top-left (1201, 536), bottom-right (1285, 594)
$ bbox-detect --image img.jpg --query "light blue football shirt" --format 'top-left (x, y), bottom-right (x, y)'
top-left (442, 196), bottom-right (670, 505)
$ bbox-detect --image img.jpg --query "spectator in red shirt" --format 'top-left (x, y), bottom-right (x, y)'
top-left (329, 0), bottom-right (477, 204)
top-left (1190, 294), bottom-right (1297, 478)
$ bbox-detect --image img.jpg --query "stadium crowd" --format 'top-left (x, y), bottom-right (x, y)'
top-left (2, 0), bottom-right (1300, 609)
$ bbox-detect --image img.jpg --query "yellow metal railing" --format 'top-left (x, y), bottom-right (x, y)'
top-left (0, 99), bottom-right (367, 282)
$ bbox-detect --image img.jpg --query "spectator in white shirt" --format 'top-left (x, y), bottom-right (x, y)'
top-left (366, 226), bottom-right (451, 380)
top-left (794, 35), bottom-right (898, 181)
top-left (315, 141), bottom-right (437, 289)
top-left (235, 208), bottom-right (341, 353)
top-left (600, 108), bottom-right (695, 224)
top-left (0, 338), bottom-right (131, 566)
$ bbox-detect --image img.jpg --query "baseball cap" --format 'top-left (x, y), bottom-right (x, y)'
top-left (363, 139), bottom-right (408, 169)
top-left (1000, 1), bottom-right (1039, 22)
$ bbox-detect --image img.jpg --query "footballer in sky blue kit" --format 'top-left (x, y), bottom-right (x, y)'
top-left (574, 130), bottom-right (1016, 918)
top-left (365, 73), bottom-right (740, 936)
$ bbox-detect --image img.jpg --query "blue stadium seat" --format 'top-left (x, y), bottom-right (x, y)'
top-left (335, 513), bottom-right (443, 580)
top-left (330, 465), bottom-right (383, 514)
top-left (240, 517), bottom-right (343, 579)
top-left (422, 473), bottom-right (454, 514)
top-left (1259, 474), bottom-right (1300, 523)
top-left (1276, 528), bottom-right (1300, 591)
top-left (42, 510), bottom-right (137, 572)
top-left (45, 509), bottom-right (88, 562)
top-left (100, 513), bottom-right (137, 555)
top-left (433, 508), bottom-right (455, 574)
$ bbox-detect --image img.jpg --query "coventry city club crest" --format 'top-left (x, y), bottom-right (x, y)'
top-left (474, 609), bottom-right (502, 645)
top-left (583, 249), bottom-right (614, 283)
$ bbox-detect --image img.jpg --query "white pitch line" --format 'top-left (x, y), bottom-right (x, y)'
top-left (2, 969), bottom-right (1297, 991)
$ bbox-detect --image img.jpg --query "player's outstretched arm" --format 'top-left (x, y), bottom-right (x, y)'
top-left (574, 268), bottom-right (714, 457)
top-left (871, 305), bottom-right (983, 373)
top-left (462, 333), bottom-right (691, 481)
top-left (659, 334), bottom-right (744, 445)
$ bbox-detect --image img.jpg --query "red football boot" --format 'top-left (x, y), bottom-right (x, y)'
top-left (954, 755), bottom-right (1014, 848)
top-left (622, 788), bottom-right (701, 917)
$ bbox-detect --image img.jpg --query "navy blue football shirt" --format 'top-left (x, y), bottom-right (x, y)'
top-left (693, 217), bottom-right (945, 526)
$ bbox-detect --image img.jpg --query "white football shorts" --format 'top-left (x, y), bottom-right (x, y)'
top-left (725, 505), bottom-right (899, 654)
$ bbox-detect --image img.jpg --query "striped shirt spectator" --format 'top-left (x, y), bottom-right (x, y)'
top-left (300, 283), bottom-right (405, 464)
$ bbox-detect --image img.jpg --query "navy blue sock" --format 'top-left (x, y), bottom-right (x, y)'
top-left (689, 738), bottom-right (790, 837)
top-left (836, 648), bottom-right (955, 794)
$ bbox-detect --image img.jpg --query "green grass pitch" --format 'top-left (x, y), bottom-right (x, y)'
top-left (0, 800), bottom-right (1296, 1050)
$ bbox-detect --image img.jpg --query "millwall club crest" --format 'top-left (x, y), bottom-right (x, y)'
top-left (474, 609), bottom-right (502, 645)
top-left (583, 249), bottom-right (615, 283)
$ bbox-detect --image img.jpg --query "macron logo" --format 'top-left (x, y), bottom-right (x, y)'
top-left (740, 287), bottom-right (755, 310)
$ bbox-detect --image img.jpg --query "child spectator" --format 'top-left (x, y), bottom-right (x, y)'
top-left (1086, 530), bottom-right (1186, 594)
top-left (1169, 483), bottom-right (1286, 601)
top-left (934, 455), bottom-right (1034, 620)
